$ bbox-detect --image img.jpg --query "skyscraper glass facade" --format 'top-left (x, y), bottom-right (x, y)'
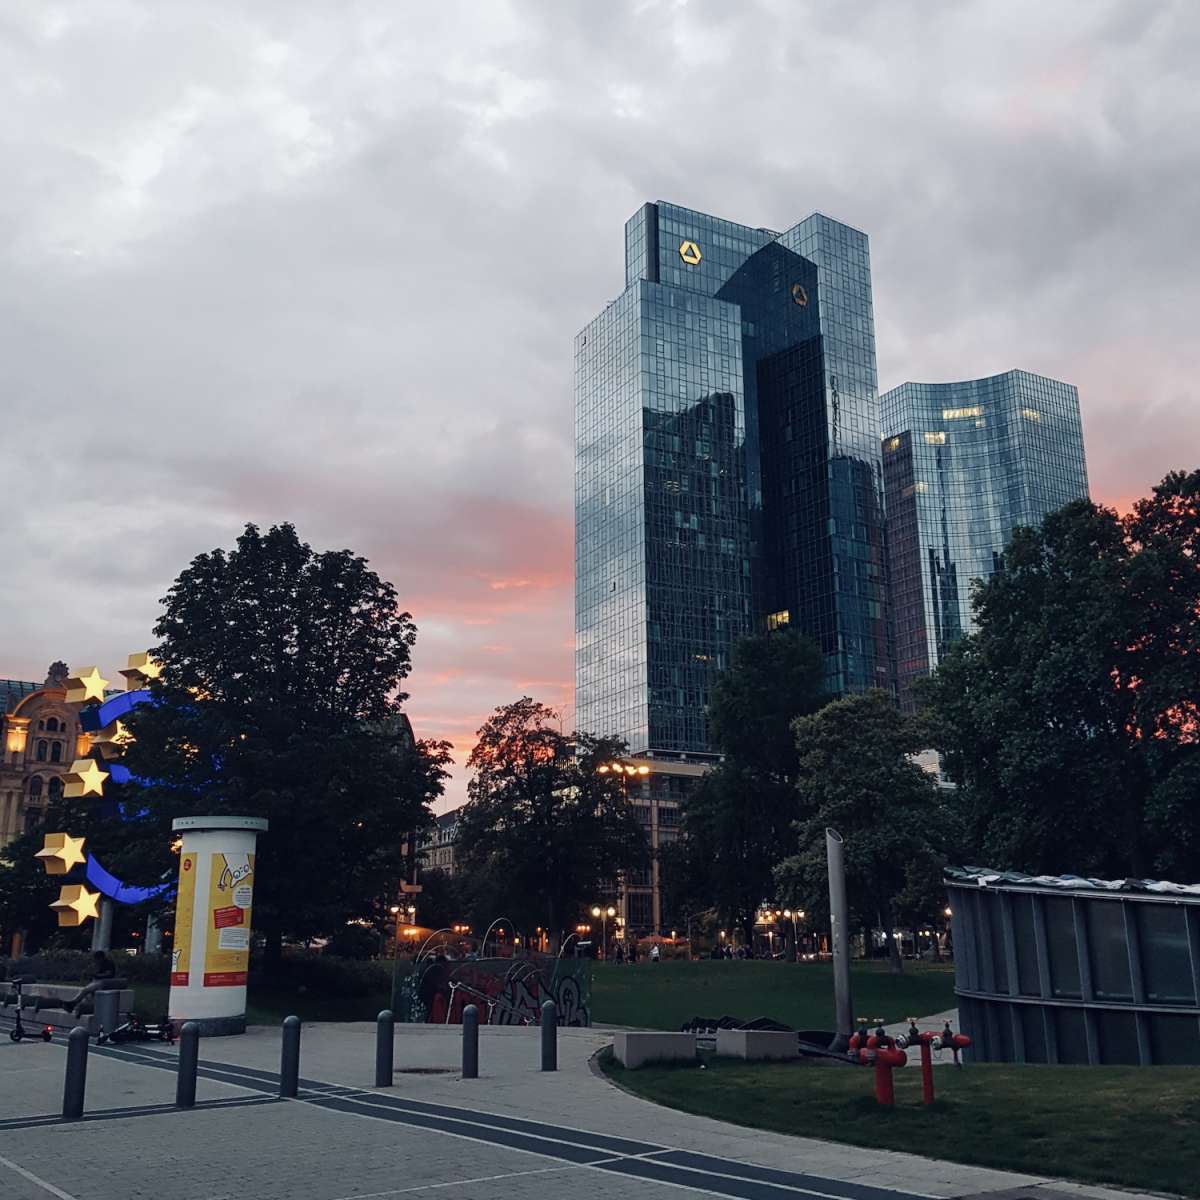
top-left (576, 202), bottom-right (887, 756)
top-left (881, 370), bottom-right (1089, 707)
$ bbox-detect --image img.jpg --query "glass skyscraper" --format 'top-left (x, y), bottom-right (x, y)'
top-left (576, 202), bottom-right (887, 757)
top-left (882, 370), bottom-right (1089, 708)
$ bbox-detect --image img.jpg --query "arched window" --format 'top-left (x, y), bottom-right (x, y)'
top-left (38, 719), bottom-right (45, 730)
top-left (50, 741), bottom-right (62, 762)
top-left (46, 717), bottom-right (60, 733)
top-left (36, 740), bottom-right (48, 761)
top-left (29, 776), bottom-right (43, 800)
top-left (48, 777), bottom-right (63, 801)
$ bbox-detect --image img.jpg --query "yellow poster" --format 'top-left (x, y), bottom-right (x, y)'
top-left (203, 851), bottom-right (255, 987)
top-left (171, 852), bottom-right (197, 986)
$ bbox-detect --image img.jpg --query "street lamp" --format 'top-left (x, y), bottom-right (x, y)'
top-left (591, 904), bottom-right (616, 960)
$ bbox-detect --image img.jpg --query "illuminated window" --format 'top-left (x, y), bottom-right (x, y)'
top-left (901, 482), bottom-right (930, 499)
top-left (924, 432), bottom-right (946, 445)
top-left (1021, 408), bottom-right (1041, 421)
top-left (767, 610), bottom-right (790, 631)
top-left (942, 406), bottom-right (982, 420)
top-left (884, 436), bottom-right (902, 453)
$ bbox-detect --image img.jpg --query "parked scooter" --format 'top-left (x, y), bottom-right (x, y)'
top-left (3, 978), bottom-right (54, 1043)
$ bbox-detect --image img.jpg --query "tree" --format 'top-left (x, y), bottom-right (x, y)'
top-left (672, 629), bottom-right (827, 943)
top-left (118, 523), bottom-right (451, 956)
top-left (454, 699), bottom-right (648, 946)
top-left (772, 690), bottom-right (951, 972)
top-left (918, 470), bottom-right (1200, 881)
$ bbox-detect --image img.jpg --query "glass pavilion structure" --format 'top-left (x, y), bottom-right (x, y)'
top-left (882, 370), bottom-right (1089, 708)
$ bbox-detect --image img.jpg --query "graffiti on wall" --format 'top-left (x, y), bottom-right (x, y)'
top-left (397, 955), bottom-right (590, 1027)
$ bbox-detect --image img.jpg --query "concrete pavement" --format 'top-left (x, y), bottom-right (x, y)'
top-left (0, 1018), bottom-right (1163, 1200)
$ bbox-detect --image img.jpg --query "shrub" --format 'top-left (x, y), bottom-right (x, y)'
top-left (0, 950), bottom-right (169, 984)
top-left (249, 951), bottom-right (394, 998)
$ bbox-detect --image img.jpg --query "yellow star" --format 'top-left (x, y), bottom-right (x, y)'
top-left (90, 720), bottom-right (133, 759)
top-left (51, 884), bottom-right (101, 927)
top-left (65, 666), bottom-right (109, 704)
top-left (63, 758), bottom-right (109, 799)
top-left (35, 832), bottom-right (88, 876)
top-left (119, 651), bottom-right (162, 688)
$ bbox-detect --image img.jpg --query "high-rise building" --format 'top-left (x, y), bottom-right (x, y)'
top-left (881, 370), bottom-right (1089, 707)
top-left (575, 202), bottom-right (887, 763)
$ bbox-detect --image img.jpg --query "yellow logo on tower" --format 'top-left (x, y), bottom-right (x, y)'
top-left (678, 239), bottom-right (702, 266)
top-left (791, 282), bottom-right (809, 307)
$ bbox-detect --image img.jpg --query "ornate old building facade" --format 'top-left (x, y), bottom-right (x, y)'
top-left (1, 663), bottom-right (89, 850)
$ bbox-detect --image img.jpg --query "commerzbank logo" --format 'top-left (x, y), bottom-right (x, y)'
top-left (678, 239), bottom-right (702, 266)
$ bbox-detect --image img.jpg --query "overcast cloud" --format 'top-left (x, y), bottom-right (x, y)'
top-left (2, 0), bottom-right (1196, 807)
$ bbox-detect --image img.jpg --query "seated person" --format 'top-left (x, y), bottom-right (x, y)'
top-left (65, 952), bottom-right (117, 1013)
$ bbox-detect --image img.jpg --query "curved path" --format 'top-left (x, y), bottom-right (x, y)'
top-left (0, 1018), bottom-right (1150, 1200)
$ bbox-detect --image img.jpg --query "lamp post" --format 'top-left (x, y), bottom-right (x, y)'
top-left (591, 904), bottom-right (616, 960)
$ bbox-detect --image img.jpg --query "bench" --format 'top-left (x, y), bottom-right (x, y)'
top-left (1, 979), bottom-right (135, 1036)
top-left (715, 1029), bottom-right (799, 1060)
top-left (613, 1031), bottom-right (697, 1069)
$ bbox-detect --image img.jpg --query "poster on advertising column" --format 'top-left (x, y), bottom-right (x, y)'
top-left (203, 851), bottom-right (255, 987)
top-left (171, 852), bottom-right (197, 986)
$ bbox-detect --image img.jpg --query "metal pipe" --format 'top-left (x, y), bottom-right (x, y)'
top-left (280, 1015), bottom-right (301, 1098)
top-left (176, 1022), bottom-right (199, 1108)
top-left (62, 1027), bottom-right (89, 1119)
top-left (540, 999), bottom-right (557, 1071)
top-left (375, 1010), bottom-right (394, 1087)
top-left (826, 827), bottom-right (854, 1053)
top-left (461, 1004), bottom-right (479, 1078)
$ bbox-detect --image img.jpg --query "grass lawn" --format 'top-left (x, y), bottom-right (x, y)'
top-left (133, 959), bottom-right (955, 1030)
top-left (590, 959), bottom-right (956, 1031)
top-left (602, 1052), bottom-right (1200, 1197)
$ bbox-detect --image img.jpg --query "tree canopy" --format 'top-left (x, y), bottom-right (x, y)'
top-left (453, 698), bottom-right (648, 944)
top-left (918, 470), bottom-right (1200, 881)
top-left (773, 690), bottom-right (951, 970)
top-left (114, 522), bottom-right (451, 953)
top-left (667, 629), bottom-right (828, 942)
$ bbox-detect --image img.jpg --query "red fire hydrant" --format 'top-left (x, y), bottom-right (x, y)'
top-left (850, 1022), bottom-right (907, 1106)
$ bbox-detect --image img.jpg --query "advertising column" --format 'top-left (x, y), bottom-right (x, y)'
top-left (168, 816), bottom-right (268, 1035)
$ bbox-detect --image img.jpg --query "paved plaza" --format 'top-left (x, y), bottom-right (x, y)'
top-left (0, 1020), bottom-right (1158, 1200)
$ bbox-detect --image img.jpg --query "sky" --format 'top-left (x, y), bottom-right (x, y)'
top-left (2, 0), bottom-right (1197, 809)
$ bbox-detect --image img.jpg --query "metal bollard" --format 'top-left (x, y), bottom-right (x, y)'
top-left (280, 1015), bottom-right (301, 1098)
top-left (94, 990), bottom-right (120, 1039)
top-left (540, 999), bottom-right (557, 1071)
top-left (176, 1022), bottom-right (200, 1108)
top-left (375, 1010), bottom-right (394, 1088)
top-left (62, 1027), bottom-right (89, 1120)
top-left (461, 1004), bottom-right (479, 1079)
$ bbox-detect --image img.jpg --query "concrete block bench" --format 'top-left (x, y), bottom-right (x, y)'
top-left (715, 1029), bottom-right (799, 1060)
top-left (1, 980), bottom-right (133, 1036)
top-left (613, 1031), bottom-right (697, 1069)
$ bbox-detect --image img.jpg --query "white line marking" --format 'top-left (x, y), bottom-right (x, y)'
top-left (0, 1150), bottom-right (81, 1200)
top-left (324, 1164), bottom-right (577, 1199)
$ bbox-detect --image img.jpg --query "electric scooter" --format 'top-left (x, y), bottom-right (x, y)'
top-left (3, 978), bottom-right (54, 1043)
top-left (96, 1010), bottom-right (174, 1045)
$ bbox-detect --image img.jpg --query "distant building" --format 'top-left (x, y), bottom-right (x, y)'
top-left (882, 370), bottom-right (1089, 708)
top-left (1, 663), bottom-right (87, 849)
top-left (576, 201), bottom-right (887, 761)
top-left (612, 757), bottom-right (704, 940)
top-left (420, 808), bottom-right (462, 877)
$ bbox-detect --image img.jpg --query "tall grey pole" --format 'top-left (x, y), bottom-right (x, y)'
top-left (91, 899), bottom-right (113, 951)
top-left (826, 827), bottom-right (854, 1053)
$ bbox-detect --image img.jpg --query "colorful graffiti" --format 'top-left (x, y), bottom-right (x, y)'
top-left (397, 955), bottom-right (590, 1027)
